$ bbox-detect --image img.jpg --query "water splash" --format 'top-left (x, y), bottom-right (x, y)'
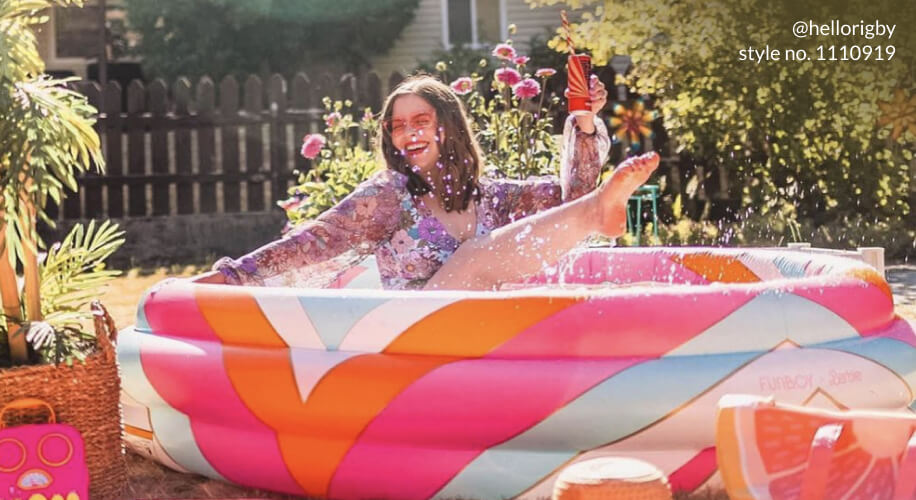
top-left (515, 224), bottom-right (532, 242)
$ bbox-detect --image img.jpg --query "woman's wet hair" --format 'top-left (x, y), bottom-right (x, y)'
top-left (378, 74), bottom-right (482, 212)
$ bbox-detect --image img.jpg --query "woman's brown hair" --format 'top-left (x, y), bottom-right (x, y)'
top-left (378, 75), bottom-right (483, 212)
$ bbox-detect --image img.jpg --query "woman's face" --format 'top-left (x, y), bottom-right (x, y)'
top-left (389, 94), bottom-right (443, 178)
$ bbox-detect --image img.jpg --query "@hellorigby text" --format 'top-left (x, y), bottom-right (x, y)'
top-left (739, 20), bottom-right (897, 63)
top-left (791, 19), bottom-right (896, 39)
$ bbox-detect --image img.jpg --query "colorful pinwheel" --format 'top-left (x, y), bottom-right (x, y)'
top-left (877, 89), bottom-right (916, 142)
top-left (609, 100), bottom-right (658, 149)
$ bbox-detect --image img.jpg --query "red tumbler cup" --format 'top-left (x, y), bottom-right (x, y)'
top-left (567, 54), bottom-right (592, 116)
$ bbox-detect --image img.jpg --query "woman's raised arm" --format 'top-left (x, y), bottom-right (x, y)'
top-left (489, 113), bottom-right (611, 225)
top-left (560, 113), bottom-right (611, 201)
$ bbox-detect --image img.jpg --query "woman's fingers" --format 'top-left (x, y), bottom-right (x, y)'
top-left (567, 76), bottom-right (608, 115)
top-left (589, 76), bottom-right (608, 113)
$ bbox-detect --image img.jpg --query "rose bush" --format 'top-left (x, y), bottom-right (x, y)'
top-left (279, 97), bottom-right (380, 228)
top-left (455, 42), bottom-right (563, 179)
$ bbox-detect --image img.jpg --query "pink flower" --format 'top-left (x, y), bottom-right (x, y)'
top-left (362, 109), bottom-right (374, 123)
top-left (325, 112), bottom-right (342, 128)
top-left (390, 229), bottom-right (414, 254)
top-left (514, 56), bottom-right (530, 66)
top-left (450, 77), bottom-right (474, 95)
top-left (512, 78), bottom-right (541, 99)
top-left (300, 133), bottom-right (326, 159)
top-left (492, 43), bottom-right (517, 61)
top-left (495, 67), bottom-right (522, 86)
top-left (402, 250), bottom-right (435, 278)
top-left (354, 197), bottom-right (378, 218)
top-left (535, 68), bottom-right (557, 78)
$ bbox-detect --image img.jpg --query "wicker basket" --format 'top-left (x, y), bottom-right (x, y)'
top-left (0, 301), bottom-right (126, 499)
top-left (553, 457), bottom-right (672, 500)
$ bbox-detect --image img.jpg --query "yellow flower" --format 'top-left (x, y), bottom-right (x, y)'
top-left (877, 88), bottom-right (916, 141)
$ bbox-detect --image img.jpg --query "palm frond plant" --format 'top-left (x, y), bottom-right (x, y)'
top-left (1, 0), bottom-right (124, 368)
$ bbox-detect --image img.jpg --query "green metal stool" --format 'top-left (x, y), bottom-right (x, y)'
top-left (626, 184), bottom-right (660, 245)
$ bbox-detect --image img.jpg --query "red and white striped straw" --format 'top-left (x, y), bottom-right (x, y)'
top-left (561, 10), bottom-right (575, 55)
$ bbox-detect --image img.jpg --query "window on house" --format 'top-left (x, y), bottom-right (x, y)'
top-left (54, 2), bottom-right (102, 58)
top-left (445, 0), bottom-right (503, 48)
top-left (476, 1), bottom-right (500, 44)
top-left (447, 0), bottom-right (473, 47)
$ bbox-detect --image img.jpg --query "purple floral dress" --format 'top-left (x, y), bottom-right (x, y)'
top-left (213, 116), bottom-right (610, 289)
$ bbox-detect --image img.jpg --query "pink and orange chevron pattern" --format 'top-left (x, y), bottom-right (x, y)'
top-left (118, 248), bottom-right (916, 499)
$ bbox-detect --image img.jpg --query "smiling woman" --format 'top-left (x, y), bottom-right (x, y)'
top-left (203, 74), bottom-right (650, 290)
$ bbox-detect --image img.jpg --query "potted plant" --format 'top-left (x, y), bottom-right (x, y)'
top-left (1, 1), bottom-right (126, 497)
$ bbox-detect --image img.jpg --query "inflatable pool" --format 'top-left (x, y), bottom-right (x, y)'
top-left (117, 247), bottom-right (916, 499)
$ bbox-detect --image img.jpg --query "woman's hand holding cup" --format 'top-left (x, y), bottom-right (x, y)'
top-left (569, 75), bottom-right (608, 134)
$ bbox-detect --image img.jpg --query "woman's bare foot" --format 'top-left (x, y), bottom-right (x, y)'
top-left (595, 152), bottom-right (660, 236)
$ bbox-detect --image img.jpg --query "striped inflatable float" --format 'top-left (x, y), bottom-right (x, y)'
top-left (118, 247), bottom-right (916, 499)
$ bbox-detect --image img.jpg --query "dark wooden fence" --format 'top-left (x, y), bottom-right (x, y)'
top-left (55, 71), bottom-right (732, 224)
top-left (52, 72), bottom-right (416, 221)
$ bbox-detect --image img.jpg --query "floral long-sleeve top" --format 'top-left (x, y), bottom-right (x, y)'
top-left (213, 115), bottom-right (610, 289)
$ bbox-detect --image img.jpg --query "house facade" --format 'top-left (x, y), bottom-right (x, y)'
top-left (36, 1), bottom-right (105, 79)
top-left (370, 0), bottom-right (570, 76)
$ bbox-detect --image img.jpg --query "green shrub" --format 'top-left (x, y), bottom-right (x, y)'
top-left (279, 98), bottom-right (381, 227)
top-left (532, 0), bottom-right (915, 224)
top-left (622, 198), bottom-right (915, 261)
top-left (459, 66), bottom-right (562, 179)
top-left (807, 216), bottom-right (915, 261)
top-left (124, 0), bottom-right (421, 80)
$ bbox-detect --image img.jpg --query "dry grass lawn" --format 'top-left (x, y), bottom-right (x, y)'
top-left (899, 303), bottom-right (916, 319)
top-left (101, 266), bottom-right (201, 328)
top-left (103, 267), bottom-right (915, 500)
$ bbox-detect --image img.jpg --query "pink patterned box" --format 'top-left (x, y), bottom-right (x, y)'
top-left (0, 400), bottom-right (88, 500)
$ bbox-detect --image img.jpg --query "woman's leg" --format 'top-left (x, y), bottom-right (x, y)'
top-left (425, 152), bottom-right (659, 290)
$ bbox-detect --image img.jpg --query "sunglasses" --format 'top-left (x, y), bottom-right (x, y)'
top-left (384, 112), bottom-right (437, 136)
